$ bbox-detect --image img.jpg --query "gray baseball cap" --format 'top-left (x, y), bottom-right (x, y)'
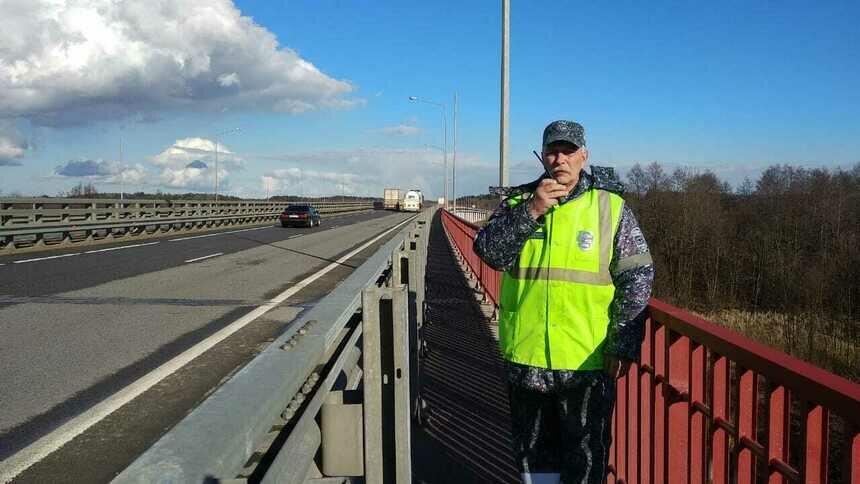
top-left (542, 120), bottom-right (586, 150)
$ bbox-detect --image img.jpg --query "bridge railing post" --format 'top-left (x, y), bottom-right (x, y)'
top-left (361, 282), bottom-right (412, 484)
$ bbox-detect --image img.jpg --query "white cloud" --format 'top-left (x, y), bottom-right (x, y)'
top-left (261, 175), bottom-right (280, 194)
top-left (152, 137), bottom-right (243, 168)
top-left (375, 124), bottom-right (422, 136)
top-left (0, 0), bottom-right (362, 127)
top-left (256, 148), bottom-right (493, 198)
top-left (269, 167), bottom-right (360, 184)
top-left (0, 121), bottom-right (28, 165)
top-left (116, 164), bottom-right (147, 185)
top-left (0, 134), bottom-right (27, 166)
top-left (150, 137), bottom-right (241, 190)
top-left (262, 167), bottom-right (361, 195)
top-left (217, 72), bottom-right (240, 87)
top-left (160, 164), bottom-right (213, 190)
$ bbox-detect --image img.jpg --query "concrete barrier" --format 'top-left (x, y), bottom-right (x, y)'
top-left (0, 198), bottom-right (375, 254)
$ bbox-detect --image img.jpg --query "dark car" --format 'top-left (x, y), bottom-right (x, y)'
top-left (279, 205), bottom-right (321, 228)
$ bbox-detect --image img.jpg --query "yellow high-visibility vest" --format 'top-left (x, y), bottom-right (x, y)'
top-left (499, 188), bottom-right (624, 370)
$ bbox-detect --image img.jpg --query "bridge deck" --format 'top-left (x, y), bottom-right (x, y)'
top-left (411, 212), bottom-right (520, 483)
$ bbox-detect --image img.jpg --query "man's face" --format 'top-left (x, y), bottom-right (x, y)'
top-left (542, 141), bottom-right (587, 186)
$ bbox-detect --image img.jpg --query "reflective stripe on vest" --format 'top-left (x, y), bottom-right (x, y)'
top-left (499, 188), bottom-right (624, 370)
top-left (510, 190), bottom-right (614, 285)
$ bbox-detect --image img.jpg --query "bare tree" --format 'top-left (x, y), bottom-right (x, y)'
top-left (68, 182), bottom-right (98, 198)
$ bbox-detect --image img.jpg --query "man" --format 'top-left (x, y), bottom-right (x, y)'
top-left (474, 120), bottom-right (654, 484)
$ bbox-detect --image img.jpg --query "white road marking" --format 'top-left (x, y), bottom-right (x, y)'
top-left (12, 253), bottom-right (81, 264)
top-left (168, 226), bottom-right (270, 242)
top-left (184, 252), bottom-right (223, 263)
top-left (288, 235), bottom-right (303, 239)
top-left (0, 215), bottom-right (416, 483)
top-left (84, 242), bottom-right (160, 254)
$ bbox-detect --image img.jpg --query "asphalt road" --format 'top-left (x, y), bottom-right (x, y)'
top-left (0, 209), bottom-right (416, 483)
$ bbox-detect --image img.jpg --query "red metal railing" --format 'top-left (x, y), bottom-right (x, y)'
top-left (441, 210), bottom-right (501, 307)
top-left (440, 209), bottom-right (860, 484)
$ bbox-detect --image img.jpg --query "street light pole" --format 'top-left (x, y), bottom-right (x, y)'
top-left (214, 140), bottom-right (219, 203)
top-left (409, 96), bottom-right (447, 208)
top-left (211, 128), bottom-right (240, 204)
top-left (500, 0), bottom-right (510, 189)
top-left (119, 128), bottom-right (124, 201)
top-left (452, 92), bottom-right (458, 209)
top-left (444, 105), bottom-right (448, 208)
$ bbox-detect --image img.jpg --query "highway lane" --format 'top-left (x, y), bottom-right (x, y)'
top-left (0, 210), bottom-right (415, 482)
top-left (0, 210), bottom-right (389, 305)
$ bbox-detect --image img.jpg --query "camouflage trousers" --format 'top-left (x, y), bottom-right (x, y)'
top-left (507, 370), bottom-right (615, 484)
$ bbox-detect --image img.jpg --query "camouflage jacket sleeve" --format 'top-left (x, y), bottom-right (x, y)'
top-left (473, 190), bottom-right (541, 272)
top-left (605, 203), bottom-right (655, 362)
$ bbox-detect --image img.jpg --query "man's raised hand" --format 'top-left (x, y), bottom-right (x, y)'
top-left (528, 178), bottom-right (569, 219)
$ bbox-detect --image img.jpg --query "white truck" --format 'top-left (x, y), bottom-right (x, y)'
top-left (401, 190), bottom-right (424, 212)
top-left (383, 188), bottom-right (401, 210)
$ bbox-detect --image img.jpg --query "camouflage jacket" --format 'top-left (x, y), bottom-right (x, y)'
top-left (474, 166), bottom-right (655, 392)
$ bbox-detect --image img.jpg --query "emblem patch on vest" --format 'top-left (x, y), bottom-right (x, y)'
top-left (577, 230), bottom-right (594, 251)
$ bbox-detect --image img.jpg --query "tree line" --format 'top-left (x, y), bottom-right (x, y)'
top-left (624, 162), bottom-right (859, 318)
top-left (464, 162), bottom-right (859, 322)
top-left (624, 162), bottom-right (859, 379)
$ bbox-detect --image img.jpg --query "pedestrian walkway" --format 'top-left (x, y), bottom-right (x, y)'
top-left (411, 211), bottom-right (520, 484)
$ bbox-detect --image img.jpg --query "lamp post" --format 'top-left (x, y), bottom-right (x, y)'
top-left (212, 127), bottom-right (240, 204)
top-left (500, 0), bottom-right (510, 189)
top-left (423, 143), bottom-right (445, 203)
top-left (408, 96), bottom-right (447, 209)
top-left (452, 92), bottom-right (458, 209)
top-left (299, 170), bottom-right (304, 200)
top-left (118, 125), bottom-right (124, 201)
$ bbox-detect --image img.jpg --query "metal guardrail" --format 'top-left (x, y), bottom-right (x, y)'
top-left (114, 209), bottom-right (432, 484)
top-left (0, 198), bottom-right (374, 252)
top-left (439, 209), bottom-right (860, 484)
top-left (447, 207), bottom-right (491, 224)
top-left (634, 301), bottom-right (860, 484)
top-left (441, 210), bottom-right (500, 308)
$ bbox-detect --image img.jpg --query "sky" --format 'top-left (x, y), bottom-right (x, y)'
top-left (0, 0), bottom-right (858, 199)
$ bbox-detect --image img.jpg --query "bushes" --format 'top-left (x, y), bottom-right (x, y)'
top-left (627, 162), bottom-right (860, 380)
